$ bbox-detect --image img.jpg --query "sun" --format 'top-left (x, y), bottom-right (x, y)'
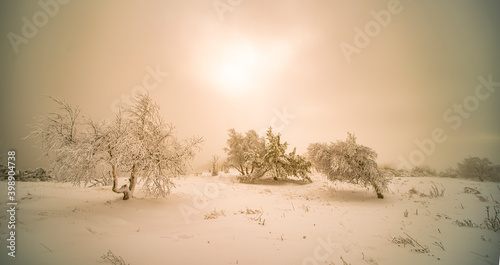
top-left (219, 65), bottom-right (246, 86)
top-left (214, 44), bottom-right (258, 94)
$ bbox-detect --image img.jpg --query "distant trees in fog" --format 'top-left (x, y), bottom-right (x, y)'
top-left (405, 157), bottom-right (500, 182)
top-left (453, 157), bottom-right (500, 182)
top-left (386, 157), bottom-right (500, 182)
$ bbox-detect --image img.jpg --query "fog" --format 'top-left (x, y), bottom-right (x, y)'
top-left (1, 0), bottom-right (499, 172)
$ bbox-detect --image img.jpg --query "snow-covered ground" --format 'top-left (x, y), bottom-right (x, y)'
top-left (1, 174), bottom-right (499, 265)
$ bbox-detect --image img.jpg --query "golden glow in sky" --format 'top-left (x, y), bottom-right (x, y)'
top-left (1, 0), bottom-right (499, 171)
top-left (215, 44), bottom-right (258, 94)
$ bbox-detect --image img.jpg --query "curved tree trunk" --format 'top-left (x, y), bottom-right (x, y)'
top-left (372, 182), bottom-right (384, 199)
top-left (111, 163), bottom-right (138, 200)
top-left (124, 164), bottom-right (137, 200)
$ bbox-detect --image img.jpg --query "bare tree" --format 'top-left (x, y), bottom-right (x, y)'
top-left (308, 133), bottom-right (387, 199)
top-left (28, 94), bottom-right (203, 200)
top-left (210, 155), bottom-right (219, 176)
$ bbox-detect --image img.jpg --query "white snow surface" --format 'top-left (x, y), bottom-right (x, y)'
top-left (1, 174), bottom-right (499, 265)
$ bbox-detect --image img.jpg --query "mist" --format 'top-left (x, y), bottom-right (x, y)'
top-left (1, 0), bottom-right (500, 172)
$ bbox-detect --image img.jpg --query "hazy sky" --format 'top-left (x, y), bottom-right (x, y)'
top-left (1, 0), bottom-right (499, 171)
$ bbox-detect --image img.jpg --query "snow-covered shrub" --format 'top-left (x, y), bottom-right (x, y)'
top-left (307, 132), bottom-right (387, 199)
top-left (438, 167), bottom-right (459, 179)
top-left (19, 167), bottom-right (52, 182)
top-left (411, 166), bottom-right (437, 177)
top-left (491, 165), bottom-right (500, 182)
top-left (224, 129), bottom-right (265, 176)
top-left (28, 94), bottom-right (203, 200)
top-left (378, 165), bottom-right (412, 178)
top-left (260, 128), bottom-right (311, 181)
top-left (224, 127), bottom-right (311, 182)
top-left (210, 155), bottom-right (219, 176)
top-left (285, 148), bottom-right (313, 182)
top-left (457, 157), bottom-right (498, 182)
top-left (0, 166), bottom-right (52, 182)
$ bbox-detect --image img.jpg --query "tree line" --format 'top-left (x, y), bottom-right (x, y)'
top-left (25, 95), bottom-right (498, 200)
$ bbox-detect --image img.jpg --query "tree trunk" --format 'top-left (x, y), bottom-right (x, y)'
top-left (123, 164), bottom-right (137, 200)
top-left (111, 163), bottom-right (137, 200)
top-left (372, 182), bottom-right (384, 199)
top-left (111, 164), bottom-right (125, 199)
top-left (274, 167), bottom-right (280, 180)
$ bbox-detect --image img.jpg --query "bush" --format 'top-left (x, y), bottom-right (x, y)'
top-left (210, 155), bottom-right (219, 176)
top-left (438, 167), bottom-right (459, 178)
top-left (19, 168), bottom-right (52, 182)
top-left (260, 128), bottom-right (311, 182)
top-left (308, 132), bottom-right (387, 199)
top-left (0, 166), bottom-right (52, 182)
top-left (223, 129), bottom-right (265, 176)
top-left (457, 157), bottom-right (497, 182)
top-left (224, 127), bottom-right (311, 182)
top-left (379, 165), bottom-right (412, 178)
top-left (411, 166), bottom-right (437, 177)
top-left (491, 165), bottom-right (500, 182)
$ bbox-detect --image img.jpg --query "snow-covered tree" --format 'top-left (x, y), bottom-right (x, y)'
top-left (28, 94), bottom-right (203, 200)
top-left (457, 157), bottom-right (495, 182)
top-left (224, 127), bottom-right (311, 182)
top-left (261, 128), bottom-right (289, 180)
top-left (260, 128), bottom-right (311, 181)
top-left (308, 133), bottom-right (387, 199)
top-left (285, 147), bottom-right (312, 181)
top-left (223, 129), bottom-right (265, 176)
